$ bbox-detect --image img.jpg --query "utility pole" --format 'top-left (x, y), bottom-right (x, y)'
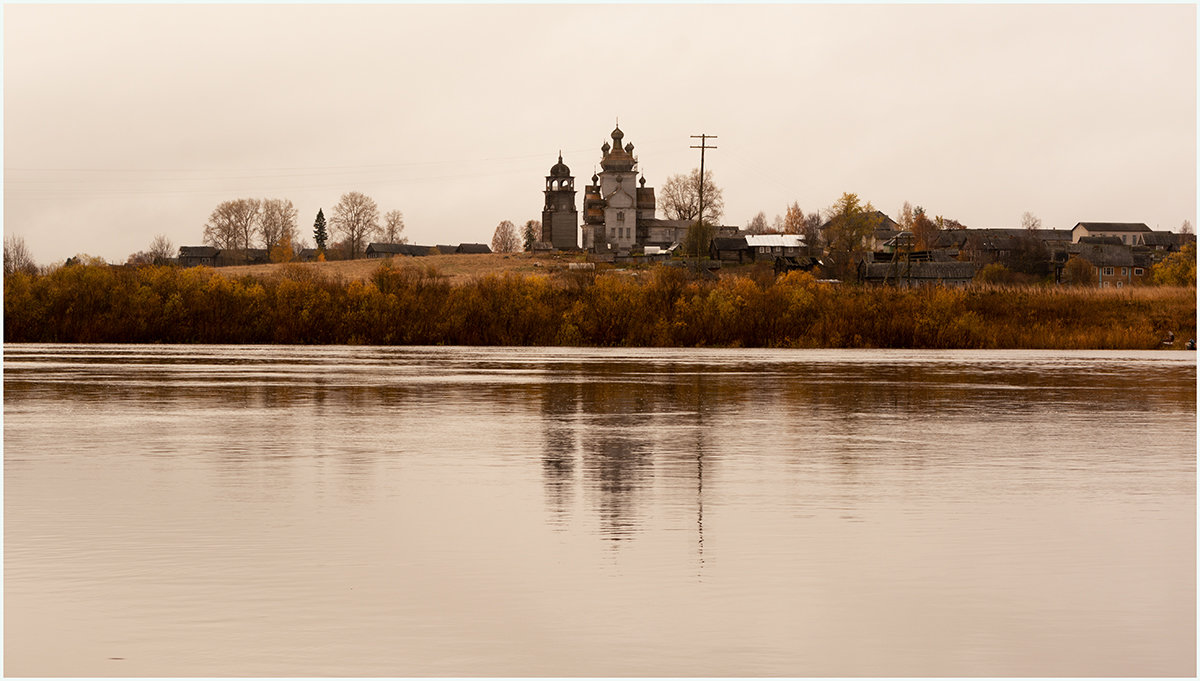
top-left (690, 134), bottom-right (717, 270)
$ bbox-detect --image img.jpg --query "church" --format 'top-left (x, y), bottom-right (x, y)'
top-left (542, 125), bottom-right (691, 252)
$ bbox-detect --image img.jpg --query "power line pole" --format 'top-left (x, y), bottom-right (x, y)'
top-left (690, 134), bottom-right (717, 271)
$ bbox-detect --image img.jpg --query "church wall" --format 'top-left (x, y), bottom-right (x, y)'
top-left (545, 210), bottom-right (579, 250)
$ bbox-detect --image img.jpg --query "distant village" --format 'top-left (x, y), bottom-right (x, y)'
top-left (156, 124), bottom-right (1194, 289)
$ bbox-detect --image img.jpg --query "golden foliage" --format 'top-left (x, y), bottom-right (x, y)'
top-left (4, 262), bottom-right (1195, 349)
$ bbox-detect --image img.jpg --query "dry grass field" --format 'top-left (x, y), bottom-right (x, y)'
top-left (215, 252), bottom-right (590, 285)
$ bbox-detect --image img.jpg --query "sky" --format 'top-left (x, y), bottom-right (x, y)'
top-left (4, 3), bottom-right (1196, 265)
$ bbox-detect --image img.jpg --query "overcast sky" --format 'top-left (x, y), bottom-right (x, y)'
top-left (4, 3), bottom-right (1196, 265)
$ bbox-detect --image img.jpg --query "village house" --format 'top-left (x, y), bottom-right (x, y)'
top-left (858, 260), bottom-right (976, 287)
top-left (366, 243), bottom-right (434, 258)
top-left (745, 234), bottom-right (805, 261)
top-left (178, 246), bottom-right (219, 267)
top-left (1069, 242), bottom-right (1143, 287)
top-left (709, 236), bottom-right (748, 263)
top-left (456, 243), bottom-right (493, 254)
top-left (1071, 222), bottom-right (1152, 245)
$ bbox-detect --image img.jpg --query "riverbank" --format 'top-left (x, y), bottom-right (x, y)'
top-left (4, 260), bottom-right (1195, 348)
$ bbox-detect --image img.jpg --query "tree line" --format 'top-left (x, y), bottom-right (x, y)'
top-left (200, 192), bottom-right (406, 262)
top-left (5, 259), bottom-right (1194, 348)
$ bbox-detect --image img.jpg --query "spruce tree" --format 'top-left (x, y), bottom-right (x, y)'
top-left (313, 208), bottom-right (328, 254)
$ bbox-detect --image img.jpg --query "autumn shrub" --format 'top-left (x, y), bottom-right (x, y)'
top-left (4, 261), bottom-right (1195, 349)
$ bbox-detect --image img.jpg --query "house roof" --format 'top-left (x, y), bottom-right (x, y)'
top-left (1141, 231), bottom-right (1180, 247)
top-left (179, 246), bottom-right (219, 257)
top-left (1077, 235), bottom-right (1125, 246)
top-left (745, 234), bottom-right (803, 248)
top-left (1069, 243), bottom-right (1136, 267)
top-left (1073, 222), bottom-right (1151, 233)
top-left (640, 218), bottom-right (691, 228)
top-left (819, 211), bottom-right (900, 233)
top-left (457, 243), bottom-right (492, 254)
top-left (712, 236), bottom-right (748, 250)
top-left (860, 261), bottom-right (976, 280)
top-left (367, 243), bottom-right (432, 256)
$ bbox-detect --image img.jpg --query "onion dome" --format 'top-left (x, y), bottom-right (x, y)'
top-left (639, 175), bottom-right (646, 187)
top-left (549, 152), bottom-right (570, 178)
top-left (592, 171), bottom-right (599, 185)
top-left (611, 125), bottom-right (624, 146)
top-left (601, 140), bottom-right (611, 154)
top-left (625, 143), bottom-right (634, 154)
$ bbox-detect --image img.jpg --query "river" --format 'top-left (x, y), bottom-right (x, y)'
top-left (4, 345), bottom-right (1195, 676)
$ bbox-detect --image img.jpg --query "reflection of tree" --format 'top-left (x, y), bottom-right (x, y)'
top-left (538, 381), bottom-right (581, 527)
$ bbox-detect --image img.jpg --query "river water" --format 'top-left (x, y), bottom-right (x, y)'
top-left (3, 345), bottom-right (1195, 676)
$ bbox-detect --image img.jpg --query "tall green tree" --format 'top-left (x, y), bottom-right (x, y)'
top-left (313, 208), bottom-right (328, 254)
top-left (522, 220), bottom-right (541, 251)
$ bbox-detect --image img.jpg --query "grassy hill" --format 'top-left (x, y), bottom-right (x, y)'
top-left (216, 251), bottom-right (588, 285)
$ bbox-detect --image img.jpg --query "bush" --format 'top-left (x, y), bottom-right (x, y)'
top-left (4, 261), bottom-right (1195, 349)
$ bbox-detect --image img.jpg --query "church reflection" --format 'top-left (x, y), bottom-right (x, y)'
top-left (536, 365), bottom-right (725, 550)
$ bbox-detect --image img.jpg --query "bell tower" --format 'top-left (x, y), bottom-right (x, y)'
top-left (542, 152), bottom-right (578, 250)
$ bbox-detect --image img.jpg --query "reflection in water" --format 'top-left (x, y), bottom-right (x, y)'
top-left (4, 345), bottom-right (1196, 677)
top-left (538, 381), bottom-right (578, 527)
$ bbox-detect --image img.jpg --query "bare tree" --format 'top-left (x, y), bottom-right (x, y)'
top-left (898, 201), bottom-right (915, 231)
top-left (1181, 219), bottom-right (1193, 235)
top-left (383, 210), bottom-right (407, 244)
top-left (1021, 211), bottom-right (1042, 232)
top-left (203, 198), bottom-right (261, 258)
top-left (330, 191), bottom-right (381, 259)
top-left (659, 168), bottom-right (724, 224)
top-left (147, 234), bottom-right (174, 264)
top-left (803, 211), bottom-right (823, 255)
top-left (491, 220), bottom-right (521, 253)
top-left (745, 211), bottom-right (769, 234)
top-left (4, 235), bottom-right (37, 276)
top-left (259, 199), bottom-right (298, 254)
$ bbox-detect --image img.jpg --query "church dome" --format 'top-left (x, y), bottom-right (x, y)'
top-left (611, 125), bottom-right (624, 145)
top-left (549, 152), bottom-right (570, 178)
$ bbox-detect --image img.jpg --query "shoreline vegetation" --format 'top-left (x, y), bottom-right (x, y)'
top-left (4, 256), bottom-right (1195, 348)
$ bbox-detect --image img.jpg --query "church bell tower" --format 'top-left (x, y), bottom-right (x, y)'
top-left (542, 152), bottom-right (579, 250)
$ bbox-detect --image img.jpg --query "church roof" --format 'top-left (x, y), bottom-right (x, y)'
top-left (549, 152), bottom-right (570, 178)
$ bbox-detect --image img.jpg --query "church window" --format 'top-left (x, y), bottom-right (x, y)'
top-left (617, 211), bottom-right (625, 223)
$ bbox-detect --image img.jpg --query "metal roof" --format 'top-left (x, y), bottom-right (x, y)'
top-left (745, 234), bottom-right (804, 248)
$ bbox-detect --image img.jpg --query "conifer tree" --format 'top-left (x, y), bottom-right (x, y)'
top-left (313, 208), bottom-right (328, 254)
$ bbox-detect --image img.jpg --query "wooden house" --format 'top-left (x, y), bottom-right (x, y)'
top-left (745, 234), bottom-right (804, 261)
top-left (457, 243), bottom-right (492, 254)
top-left (709, 236), bottom-right (748, 263)
top-left (178, 246), bottom-right (219, 268)
top-left (366, 243), bottom-right (433, 258)
top-left (858, 260), bottom-right (976, 287)
top-left (1068, 242), bottom-right (1141, 287)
